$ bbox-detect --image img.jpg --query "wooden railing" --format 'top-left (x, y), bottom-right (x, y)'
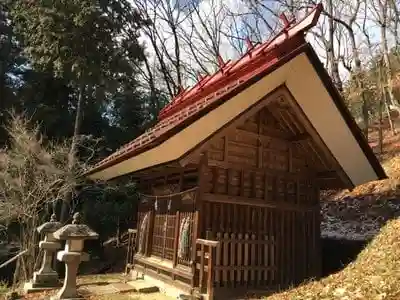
top-left (196, 238), bottom-right (220, 300)
top-left (125, 229), bottom-right (138, 274)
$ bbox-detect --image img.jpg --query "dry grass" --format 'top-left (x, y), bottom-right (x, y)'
top-left (266, 217), bottom-right (400, 300)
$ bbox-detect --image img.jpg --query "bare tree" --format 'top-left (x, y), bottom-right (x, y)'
top-left (368, 0), bottom-right (399, 107)
top-left (0, 112), bottom-right (86, 283)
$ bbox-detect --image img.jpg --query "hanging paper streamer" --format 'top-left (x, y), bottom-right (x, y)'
top-left (154, 198), bottom-right (158, 211)
top-left (138, 212), bottom-right (149, 254)
top-left (168, 198), bottom-right (172, 211)
top-left (178, 216), bottom-right (191, 260)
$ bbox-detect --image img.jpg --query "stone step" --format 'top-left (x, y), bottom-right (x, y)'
top-left (79, 284), bottom-right (119, 295)
top-left (110, 282), bottom-right (136, 293)
top-left (126, 280), bottom-right (159, 293)
top-left (178, 294), bottom-right (203, 300)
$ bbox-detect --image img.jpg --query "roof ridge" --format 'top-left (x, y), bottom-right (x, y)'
top-left (157, 3), bottom-right (323, 121)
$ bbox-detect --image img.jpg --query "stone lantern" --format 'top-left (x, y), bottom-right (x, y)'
top-left (24, 214), bottom-right (63, 293)
top-left (51, 212), bottom-right (99, 300)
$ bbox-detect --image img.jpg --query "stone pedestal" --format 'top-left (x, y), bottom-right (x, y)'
top-left (51, 251), bottom-right (89, 300)
top-left (50, 212), bottom-right (98, 300)
top-left (24, 214), bottom-right (62, 293)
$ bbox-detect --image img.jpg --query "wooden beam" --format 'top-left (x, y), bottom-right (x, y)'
top-left (317, 178), bottom-right (345, 189)
top-left (224, 136), bottom-right (229, 162)
top-left (288, 132), bottom-right (310, 142)
top-left (138, 167), bottom-right (197, 182)
top-left (207, 159), bottom-right (314, 181)
top-left (316, 170), bottom-right (339, 179)
top-left (203, 193), bottom-right (318, 212)
top-left (282, 88), bottom-right (354, 189)
top-left (257, 112), bottom-right (263, 168)
top-left (236, 128), bottom-right (288, 144)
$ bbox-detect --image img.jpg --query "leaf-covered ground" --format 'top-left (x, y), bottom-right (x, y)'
top-left (267, 217), bottom-right (400, 300)
top-left (320, 129), bottom-right (400, 241)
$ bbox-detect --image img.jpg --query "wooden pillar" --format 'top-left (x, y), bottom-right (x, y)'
top-left (192, 152), bottom-right (208, 287)
top-left (173, 170), bottom-right (184, 268)
top-left (313, 181), bottom-right (322, 278)
top-left (145, 209), bottom-right (154, 257)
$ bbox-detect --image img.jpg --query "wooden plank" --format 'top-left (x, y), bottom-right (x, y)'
top-left (289, 132), bottom-right (310, 142)
top-left (202, 193), bottom-right (318, 212)
top-left (213, 265), bottom-right (277, 271)
top-left (280, 211), bottom-right (285, 284)
top-left (208, 159), bottom-right (313, 180)
top-left (212, 238), bottom-right (274, 245)
top-left (236, 127), bottom-right (292, 142)
top-left (264, 172), bottom-right (268, 201)
top-left (215, 232), bottom-right (222, 284)
top-left (257, 112), bottom-right (263, 168)
top-left (178, 88), bottom-right (285, 167)
top-left (282, 88), bottom-right (353, 188)
top-left (244, 234), bottom-right (249, 285)
top-left (288, 146), bottom-right (293, 172)
top-left (237, 233), bottom-right (243, 284)
top-left (207, 244), bottom-right (216, 300)
top-left (291, 211), bottom-right (296, 281)
top-left (264, 235), bottom-right (269, 284)
top-left (271, 235), bottom-right (275, 283)
top-left (146, 210), bottom-right (155, 257)
top-left (134, 255), bottom-right (192, 279)
top-left (258, 211), bottom-right (263, 285)
top-left (172, 210), bottom-right (180, 268)
top-left (224, 136), bottom-right (229, 162)
top-left (223, 232), bottom-right (229, 284)
top-left (199, 244), bottom-right (205, 291)
top-left (250, 234), bottom-right (256, 285)
top-left (230, 233), bottom-right (236, 284)
top-left (134, 263), bottom-right (193, 294)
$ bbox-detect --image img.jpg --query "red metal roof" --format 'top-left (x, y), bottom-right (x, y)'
top-left (87, 4), bottom-right (323, 175)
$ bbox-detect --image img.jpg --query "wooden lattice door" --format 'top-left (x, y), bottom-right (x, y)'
top-left (136, 187), bottom-right (198, 264)
top-left (151, 198), bottom-right (176, 260)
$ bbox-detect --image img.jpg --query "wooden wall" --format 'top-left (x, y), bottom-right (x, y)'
top-left (198, 106), bottom-right (322, 288)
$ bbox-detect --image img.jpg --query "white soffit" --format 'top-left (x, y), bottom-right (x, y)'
top-left (89, 53), bottom-right (380, 186)
top-left (285, 54), bottom-right (378, 187)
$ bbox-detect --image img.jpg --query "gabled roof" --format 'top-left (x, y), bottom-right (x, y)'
top-left (86, 4), bottom-right (386, 187)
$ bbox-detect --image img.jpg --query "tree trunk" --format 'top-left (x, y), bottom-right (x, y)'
top-left (60, 84), bottom-right (85, 223)
top-left (378, 59), bottom-right (384, 154)
top-left (349, 30), bottom-right (369, 138)
top-left (327, 0), bottom-right (343, 93)
top-left (380, 24), bottom-right (398, 107)
top-left (116, 216), bottom-right (120, 247)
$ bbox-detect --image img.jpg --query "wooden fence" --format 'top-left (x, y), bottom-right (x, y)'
top-left (207, 232), bottom-right (276, 288)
